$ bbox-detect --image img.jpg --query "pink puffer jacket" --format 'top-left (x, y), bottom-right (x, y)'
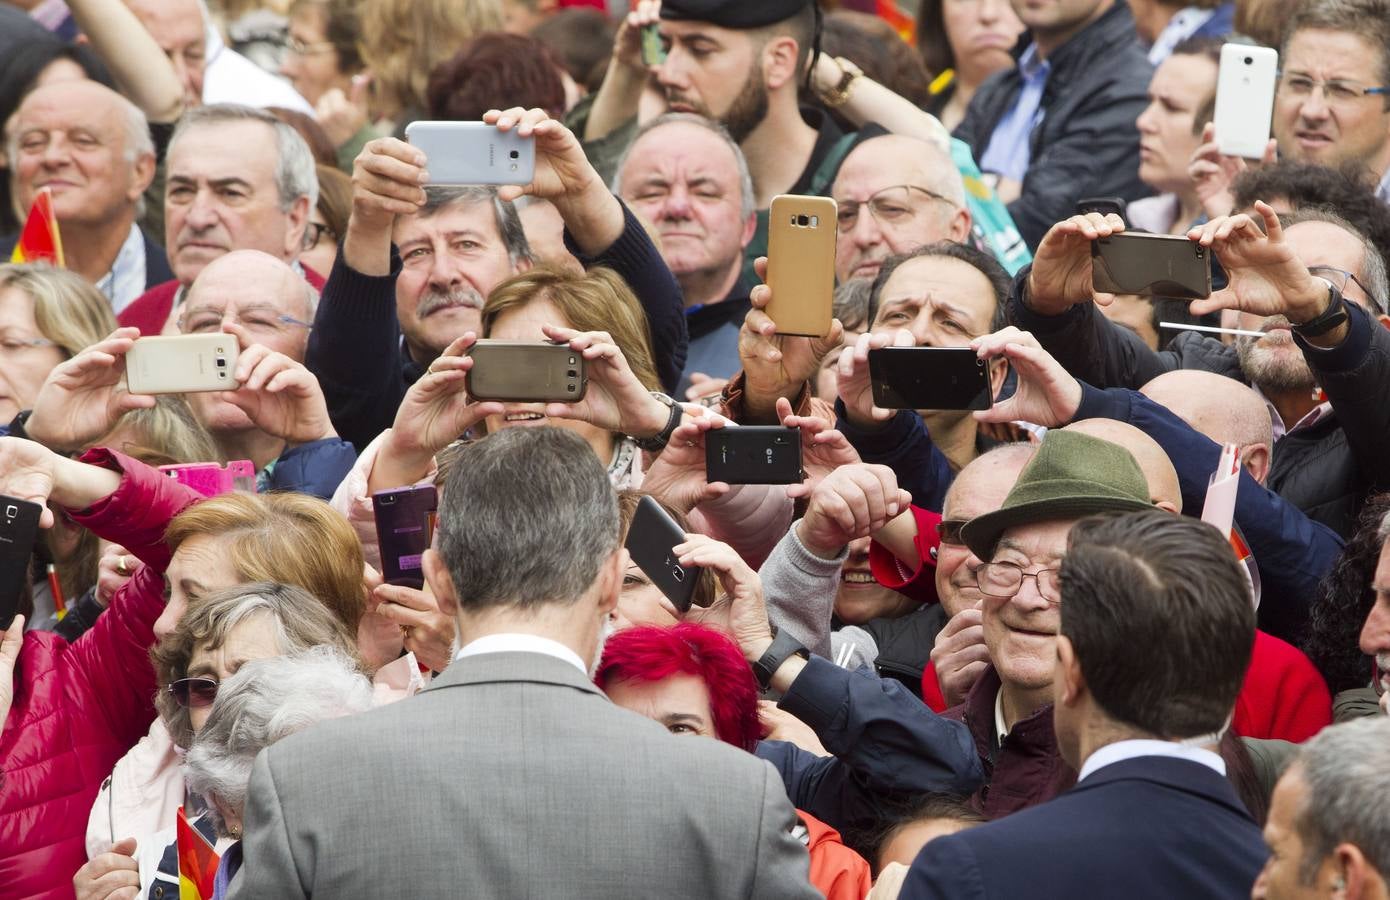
top-left (0, 449), bottom-right (200, 900)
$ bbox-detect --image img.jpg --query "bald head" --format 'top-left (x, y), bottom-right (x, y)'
top-left (1140, 370), bottom-right (1273, 451)
top-left (184, 250), bottom-right (316, 360)
top-left (944, 442), bottom-right (1038, 519)
top-left (1063, 420), bottom-right (1182, 513)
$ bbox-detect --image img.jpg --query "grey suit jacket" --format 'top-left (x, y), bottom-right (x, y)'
top-left (227, 651), bottom-right (820, 899)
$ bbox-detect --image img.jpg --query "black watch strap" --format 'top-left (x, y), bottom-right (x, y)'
top-left (1291, 279), bottom-right (1350, 338)
top-left (752, 630), bottom-right (809, 691)
top-left (633, 393), bottom-right (682, 452)
top-left (7, 410), bottom-right (33, 440)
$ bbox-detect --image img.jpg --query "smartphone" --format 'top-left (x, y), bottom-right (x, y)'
top-left (372, 485), bottom-right (438, 590)
top-left (868, 347), bottom-right (993, 411)
top-left (640, 23), bottom-right (667, 66)
top-left (159, 461), bottom-right (256, 497)
top-left (1076, 197), bottom-right (1127, 220)
top-left (403, 121), bottom-right (536, 186)
top-left (1214, 44), bottom-right (1278, 159)
top-left (766, 195), bottom-right (837, 338)
top-left (705, 427), bottom-right (804, 485)
top-left (465, 341), bottom-right (588, 403)
top-left (0, 496), bottom-right (42, 630)
top-left (1091, 232), bottom-right (1212, 299)
top-left (624, 495), bottom-right (698, 613)
top-left (125, 334), bottom-right (240, 395)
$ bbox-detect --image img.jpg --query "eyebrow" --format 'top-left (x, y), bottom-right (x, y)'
top-left (879, 295), bottom-right (973, 321)
top-left (671, 30), bottom-right (722, 48)
top-left (660, 712), bottom-right (708, 728)
top-left (994, 538), bottom-right (1063, 561)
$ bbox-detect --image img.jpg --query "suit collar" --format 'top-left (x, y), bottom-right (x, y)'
top-left (1068, 755), bottom-right (1255, 821)
top-left (427, 650), bottom-right (606, 699)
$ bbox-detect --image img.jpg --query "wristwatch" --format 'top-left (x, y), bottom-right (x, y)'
top-left (818, 57), bottom-right (863, 109)
top-left (752, 629), bottom-right (810, 691)
top-left (7, 409), bottom-right (32, 440)
top-left (1291, 278), bottom-right (1350, 338)
top-left (632, 392), bottom-right (682, 452)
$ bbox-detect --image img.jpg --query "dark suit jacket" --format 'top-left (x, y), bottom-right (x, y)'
top-left (901, 755), bottom-right (1269, 899)
top-left (0, 226), bottom-right (171, 291)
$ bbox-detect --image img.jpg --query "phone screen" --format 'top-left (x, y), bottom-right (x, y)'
top-left (641, 24), bottom-right (667, 66)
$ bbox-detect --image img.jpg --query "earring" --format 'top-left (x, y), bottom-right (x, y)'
top-left (1333, 875), bottom-right (1346, 892)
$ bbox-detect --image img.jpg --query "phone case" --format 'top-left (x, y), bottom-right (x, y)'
top-left (1214, 44), bottom-right (1279, 159)
top-left (640, 24), bottom-right (667, 66)
top-left (159, 460), bottom-right (257, 497)
top-left (1091, 232), bottom-right (1212, 299)
top-left (404, 121), bottom-right (537, 186)
top-left (0, 495), bottom-right (42, 630)
top-left (125, 334), bottom-right (241, 394)
top-left (465, 341), bottom-right (588, 403)
top-left (766, 195), bottom-right (837, 337)
top-left (705, 427), bottom-right (804, 485)
top-left (372, 485), bottom-right (439, 590)
top-left (868, 347), bottom-right (993, 411)
top-left (624, 495), bottom-right (699, 613)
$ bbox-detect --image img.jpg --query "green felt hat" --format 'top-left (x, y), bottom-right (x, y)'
top-left (960, 429), bottom-right (1155, 560)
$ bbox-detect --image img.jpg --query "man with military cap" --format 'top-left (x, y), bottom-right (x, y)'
top-left (653, 0), bottom-right (877, 280)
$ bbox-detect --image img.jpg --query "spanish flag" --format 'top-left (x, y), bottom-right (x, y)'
top-left (177, 807), bottom-right (221, 900)
top-left (9, 187), bottom-right (64, 266)
top-left (877, 0), bottom-right (916, 43)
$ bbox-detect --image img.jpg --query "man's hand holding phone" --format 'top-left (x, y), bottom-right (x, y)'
top-left (345, 137), bottom-right (428, 275)
top-left (673, 533), bottom-right (771, 657)
top-left (740, 256), bottom-right (845, 423)
top-left (835, 329), bottom-right (916, 429)
top-left (971, 327), bottom-right (1082, 429)
top-left (643, 416), bottom-right (733, 515)
top-left (220, 325), bottom-right (337, 447)
top-left (774, 397), bottom-right (861, 499)
top-left (25, 327), bottom-right (155, 453)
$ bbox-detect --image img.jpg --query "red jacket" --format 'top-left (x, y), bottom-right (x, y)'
top-left (802, 809), bottom-right (873, 900)
top-left (117, 265), bottom-right (325, 335)
top-left (0, 450), bottom-right (201, 900)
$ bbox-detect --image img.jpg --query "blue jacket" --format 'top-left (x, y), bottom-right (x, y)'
top-left (833, 402), bottom-right (955, 514)
top-left (902, 756), bottom-right (1268, 899)
top-left (755, 656), bottom-right (983, 839)
top-left (1073, 383), bottom-right (1344, 642)
top-left (259, 438), bottom-right (357, 500)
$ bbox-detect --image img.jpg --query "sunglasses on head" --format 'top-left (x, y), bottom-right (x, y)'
top-left (167, 676), bottom-right (219, 708)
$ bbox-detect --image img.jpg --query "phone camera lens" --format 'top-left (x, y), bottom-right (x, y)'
top-left (510, 150), bottom-right (519, 159)
top-left (796, 214), bottom-right (809, 226)
top-left (567, 369), bottom-right (577, 377)
top-left (216, 357), bottom-right (227, 367)
top-left (1244, 56), bottom-right (1253, 64)
top-left (568, 385), bottom-right (576, 392)
top-left (672, 567), bottom-right (685, 582)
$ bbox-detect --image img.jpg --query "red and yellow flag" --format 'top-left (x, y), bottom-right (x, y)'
top-left (877, 0), bottom-right (917, 43)
top-left (9, 186), bottom-right (63, 266)
top-left (177, 807), bottom-right (220, 900)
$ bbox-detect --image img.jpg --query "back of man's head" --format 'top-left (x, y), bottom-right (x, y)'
top-left (435, 427), bottom-right (619, 611)
top-left (1289, 717), bottom-right (1390, 882)
top-left (1060, 510), bottom-right (1255, 741)
top-left (1140, 370), bottom-right (1275, 482)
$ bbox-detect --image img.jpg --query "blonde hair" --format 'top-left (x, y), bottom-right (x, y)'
top-left (482, 265), bottom-right (661, 392)
top-left (100, 395), bottom-right (220, 465)
top-left (164, 492), bottom-right (366, 634)
top-left (0, 263), bottom-right (116, 357)
top-left (358, 0), bottom-right (503, 117)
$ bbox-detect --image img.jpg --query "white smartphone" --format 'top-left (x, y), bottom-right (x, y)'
top-left (125, 334), bottom-right (240, 394)
top-left (403, 121), bottom-right (536, 186)
top-left (1214, 44), bottom-right (1279, 159)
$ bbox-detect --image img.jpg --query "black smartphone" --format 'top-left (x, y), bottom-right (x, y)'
top-left (0, 495), bottom-right (42, 630)
top-left (372, 485), bottom-right (438, 590)
top-left (705, 427), bottom-right (804, 485)
top-left (1076, 197), bottom-right (1127, 219)
top-left (624, 495), bottom-right (698, 613)
top-left (641, 24), bottom-right (667, 66)
top-left (1091, 232), bottom-right (1212, 299)
top-left (868, 347), bottom-right (993, 411)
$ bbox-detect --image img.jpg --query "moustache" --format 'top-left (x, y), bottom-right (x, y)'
top-left (418, 287), bottom-right (485, 318)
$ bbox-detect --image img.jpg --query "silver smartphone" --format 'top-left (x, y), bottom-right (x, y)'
top-left (403, 121), bottom-right (536, 186)
top-left (125, 334), bottom-right (240, 394)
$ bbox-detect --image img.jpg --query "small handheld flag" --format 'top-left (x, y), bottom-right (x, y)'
top-left (177, 807), bottom-right (221, 900)
top-left (10, 186), bottom-right (64, 266)
top-left (1201, 443), bottom-right (1262, 609)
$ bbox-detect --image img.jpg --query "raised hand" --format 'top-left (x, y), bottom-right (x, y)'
top-left (971, 327), bottom-right (1082, 429)
top-left (672, 533), bottom-right (770, 658)
top-left (740, 256), bottom-right (845, 422)
top-left (0, 613), bottom-right (25, 738)
top-left (797, 463), bottom-right (911, 559)
top-left (25, 328), bottom-right (155, 453)
top-left (218, 328), bottom-right (337, 446)
top-left (485, 108), bottom-right (603, 206)
top-left (0, 437), bottom-right (59, 529)
top-left (349, 137), bottom-right (427, 233)
top-left (540, 324), bottom-right (675, 439)
top-left (316, 73), bottom-right (371, 149)
top-left (1187, 200), bottom-right (1329, 322)
top-left (775, 397), bottom-right (861, 499)
top-left (642, 415), bottom-right (733, 515)
top-left (1187, 122), bottom-right (1278, 221)
top-left (836, 328), bottom-right (915, 429)
top-left (1026, 212), bottom-right (1125, 315)
top-left (371, 582), bottom-right (456, 674)
top-left (930, 603), bottom-right (990, 708)
top-left (611, 0), bottom-right (662, 72)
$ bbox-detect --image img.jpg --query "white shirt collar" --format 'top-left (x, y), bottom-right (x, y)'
top-left (95, 223), bottom-right (147, 314)
top-left (1079, 738), bottom-right (1226, 782)
top-left (993, 688), bottom-right (1009, 747)
top-left (454, 633), bottom-right (588, 675)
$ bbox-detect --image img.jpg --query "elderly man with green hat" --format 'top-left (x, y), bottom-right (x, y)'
top-left (941, 427), bottom-right (1155, 819)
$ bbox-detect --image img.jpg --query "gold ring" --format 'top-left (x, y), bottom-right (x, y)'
top-left (115, 555), bottom-right (131, 576)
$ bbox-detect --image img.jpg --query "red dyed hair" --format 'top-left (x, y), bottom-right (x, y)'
top-left (596, 623), bottom-right (761, 753)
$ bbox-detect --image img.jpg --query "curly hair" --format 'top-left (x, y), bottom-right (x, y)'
top-left (1301, 494), bottom-right (1390, 692)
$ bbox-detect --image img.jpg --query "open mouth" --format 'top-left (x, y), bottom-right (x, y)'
top-left (841, 570), bottom-right (876, 585)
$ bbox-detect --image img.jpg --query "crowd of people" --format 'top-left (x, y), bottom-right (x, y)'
top-left (1, 0), bottom-right (1389, 897)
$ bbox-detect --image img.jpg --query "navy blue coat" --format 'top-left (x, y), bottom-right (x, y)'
top-left (901, 756), bottom-right (1269, 899)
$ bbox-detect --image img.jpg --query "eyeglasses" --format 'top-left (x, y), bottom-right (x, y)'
top-left (285, 37), bottom-right (336, 57)
top-left (936, 518), bottom-right (968, 547)
top-left (1279, 73), bottom-right (1389, 107)
top-left (976, 562), bottom-right (1062, 602)
top-left (179, 304), bottom-right (314, 335)
top-left (167, 675), bottom-right (219, 708)
top-left (304, 221), bottom-right (337, 251)
top-left (1309, 265), bottom-right (1383, 314)
top-left (836, 185), bottom-right (957, 234)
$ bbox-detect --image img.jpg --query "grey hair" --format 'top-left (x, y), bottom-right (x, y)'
top-left (1378, 508), bottom-right (1390, 543)
top-left (832, 278), bottom-right (874, 333)
top-left (183, 646), bottom-right (373, 837)
top-left (168, 104), bottom-right (319, 212)
top-left (419, 185), bottom-right (533, 268)
top-left (612, 112), bottom-right (756, 223)
top-left (435, 427), bottom-right (620, 611)
top-left (1292, 716), bottom-right (1390, 883)
top-left (117, 94), bottom-right (154, 164)
top-left (1282, 208), bottom-right (1390, 315)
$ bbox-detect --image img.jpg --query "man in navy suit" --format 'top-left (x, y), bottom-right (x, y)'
top-left (902, 510), bottom-right (1269, 899)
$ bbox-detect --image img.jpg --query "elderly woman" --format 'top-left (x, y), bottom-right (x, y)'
top-left (185, 646), bottom-right (374, 898)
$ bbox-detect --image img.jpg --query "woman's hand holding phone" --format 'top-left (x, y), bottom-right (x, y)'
top-left (672, 533), bottom-right (771, 658)
top-left (774, 397), bottom-right (861, 500)
top-left (539, 324), bottom-right (676, 439)
top-left (740, 256), bottom-right (845, 423)
top-left (643, 416), bottom-right (733, 515)
top-left (25, 327), bottom-right (155, 453)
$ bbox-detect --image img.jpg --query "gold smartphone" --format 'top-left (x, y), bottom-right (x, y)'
top-left (765, 194), bottom-right (837, 338)
top-left (125, 334), bottom-right (240, 394)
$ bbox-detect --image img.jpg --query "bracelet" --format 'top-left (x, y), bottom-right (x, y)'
top-left (818, 56), bottom-right (863, 109)
top-left (6, 409), bottom-right (32, 441)
top-left (632, 392), bottom-right (682, 452)
top-left (1290, 278), bottom-right (1349, 338)
top-left (752, 630), bottom-right (810, 691)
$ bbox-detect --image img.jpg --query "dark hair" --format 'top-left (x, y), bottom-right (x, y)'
top-left (1302, 493), bottom-right (1390, 692)
top-left (750, 4), bottom-right (818, 74)
top-left (850, 793), bottom-right (985, 874)
top-left (820, 11), bottom-right (933, 108)
top-left (1060, 510), bottom-right (1256, 738)
top-left (1233, 161), bottom-right (1390, 282)
top-left (531, 8), bottom-right (617, 94)
top-left (314, 164), bottom-right (352, 240)
top-left (868, 242), bottom-right (1011, 331)
top-left (915, 0), bottom-right (954, 77)
top-left (435, 427), bottom-right (620, 611)
top-left (427, 32), bottom-right (567, 122)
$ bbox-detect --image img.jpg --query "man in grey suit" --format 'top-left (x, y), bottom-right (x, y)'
top-left (228, 426), bottom-right (819, 899)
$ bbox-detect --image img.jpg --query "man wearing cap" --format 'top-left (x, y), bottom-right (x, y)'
top-left (652, 0), bottom-right (877, 280)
